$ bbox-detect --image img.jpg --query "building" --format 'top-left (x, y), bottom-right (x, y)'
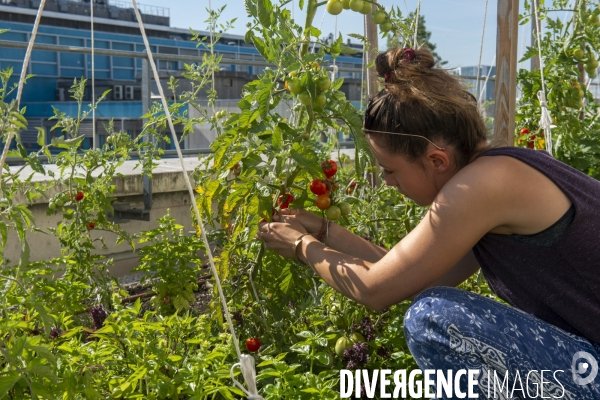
top-left (0, 0), bottom-right (365, 153)
top-left (450, 65), bottom-right (496, 103)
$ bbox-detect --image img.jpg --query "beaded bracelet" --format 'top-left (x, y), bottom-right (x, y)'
top-left (316, 218), bottom-right (329, 243)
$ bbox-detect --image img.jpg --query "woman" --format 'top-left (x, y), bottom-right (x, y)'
top-left (258, 47), bottom-right (600, 399)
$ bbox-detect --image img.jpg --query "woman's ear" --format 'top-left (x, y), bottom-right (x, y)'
top-left (426, 148), bottom-right (452, 173)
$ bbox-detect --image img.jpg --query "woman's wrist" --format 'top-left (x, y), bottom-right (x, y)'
top-left (298, 234), bottom-right (321, 265)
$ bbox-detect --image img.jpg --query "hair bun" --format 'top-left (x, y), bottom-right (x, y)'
top-left (375, 47), bottom-right (436, 83)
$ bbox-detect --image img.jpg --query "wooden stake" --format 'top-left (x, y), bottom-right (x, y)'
top-left (494, 0), bottom-right (520, 146)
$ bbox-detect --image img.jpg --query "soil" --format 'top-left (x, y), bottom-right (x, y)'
top-left (120, 271), bottom-right (213, 316)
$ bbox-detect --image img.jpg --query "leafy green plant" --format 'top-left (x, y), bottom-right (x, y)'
top-left (135, 211), bottom-right (205, 312)
top-left (517, 0), bottom-right (600, 177)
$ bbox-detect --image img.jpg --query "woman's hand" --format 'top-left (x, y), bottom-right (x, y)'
top-left (275, 208), bottom-right (324, 236)
top-left (257, 215), bottom-right (309, 259)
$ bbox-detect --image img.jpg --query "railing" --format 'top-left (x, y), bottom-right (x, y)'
top-left (6, 148), bottom-right (213, 166)
top-left (108, 0), bottom-right (169, 17)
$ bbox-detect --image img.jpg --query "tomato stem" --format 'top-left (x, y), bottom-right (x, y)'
top-left (300, 0), bottom-right (319, 58)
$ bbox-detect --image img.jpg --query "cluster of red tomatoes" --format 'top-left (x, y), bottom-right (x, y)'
top-left (518, 128), bottom-right (545, 149)
top-left (326, 0), bottom-right (392, 33)
top-left (310, 159), bottom-right (351, 221)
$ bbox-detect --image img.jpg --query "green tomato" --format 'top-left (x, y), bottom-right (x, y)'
top-left (573, 48), bottom-right (585, 60)
top-left (56, 198), bottom-right (65, 207)
top-left (349, 332), bottom-right (366, 343)
top-left (288, 78), bottom-right (304, 95)
top-left (297, 90), bottom-right (312, 106)
top-left (335, 336), bottom-right (352, 357)
top-left (371, 9), bottom-right (386, 24)
top-left (314, 92), bottom-right (327, 107)
top-left (106, 135), bottom-right (113, 144)
top-left (339, 201), bottom-right (351, 216)
top-left (342, 0), bottom-right (351, 9)
top-left (360, 0), bottom-right (372, 14)
top-left (329, 312), bottom-right (347, 328)
top-left (325, 205), bottom-right (341, 221)
top-left (587, 59), bottom-right (599, 70)
top-left (380, 21), bottom-right (393, 33)
top-left (316, 76), bottom-right (331, 91)
top-left (326, 0), bottom-right (343, 15)
top-left (349, 0), bottom-right (364, 12)
top-left (48, 202), bottom-right (56, 210)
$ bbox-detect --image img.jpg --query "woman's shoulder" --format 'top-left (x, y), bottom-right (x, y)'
top-left (451, 147), bottom-right (574, 236)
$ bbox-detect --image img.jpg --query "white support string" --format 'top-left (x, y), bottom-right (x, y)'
top-left (477, 55), bottom-right (496, 114)
top-left (311, 8), bottom-right (327, 54)
top-left (413, 0), bottom-right (422, 49)
top-left (0, 0), bottom-right (47, 190)
top-left (475, 0), bottom-right (490, 108)
top-left (91, 0), bottom-right (97, 149)
top-left (329, 13), bottom-right (339, 82)
top-left (532, 0), bottom-right (554, 156)
top-left (130, 2), bottom-right (263, 399)
top-left (208, 0), bottom-right (217, 127)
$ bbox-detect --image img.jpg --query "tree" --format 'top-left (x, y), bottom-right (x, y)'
top-left (387, 13), bottom-right (447, 66)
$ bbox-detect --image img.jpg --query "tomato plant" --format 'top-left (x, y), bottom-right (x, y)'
top-left (517, 1), bottom-right (600, 174)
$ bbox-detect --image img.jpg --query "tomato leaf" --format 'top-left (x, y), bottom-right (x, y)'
top-left (257, 0), bottom-right (273, 28)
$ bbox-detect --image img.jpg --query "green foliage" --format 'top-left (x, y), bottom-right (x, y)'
top-left (386, 10), bottom-right (447, 66)
top-left (135, 211), bottom-right (205, 312)
top-left (0, 1), bottom-right (506, 399)
top-left (516, 0), bottom-right (600, 177)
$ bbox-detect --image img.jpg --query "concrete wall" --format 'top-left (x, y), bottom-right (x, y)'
top-left (6, 149), bottom-right (357, 277)
top-left (6, 158), bottom-right (202, 277)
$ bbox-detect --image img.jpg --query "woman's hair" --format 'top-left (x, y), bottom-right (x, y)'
top-left (364, 47), bottom-right (489, 169)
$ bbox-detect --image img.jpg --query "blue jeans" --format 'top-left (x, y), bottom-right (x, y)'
top-left (405, 287), bottom-right (600, 399)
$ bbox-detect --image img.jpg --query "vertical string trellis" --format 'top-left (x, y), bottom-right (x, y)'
top-left (130, 1), bottom-right (263, 398)
top-left (0, 0), bottom-right (47, 191)
top-left (91, 0), bottom-right (97, 149)
top-left (475, 0), bottom-right (490, 110)
top-left (532, 0), bottom-right (554, 156)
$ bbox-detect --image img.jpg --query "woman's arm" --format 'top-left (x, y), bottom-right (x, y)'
top-left (323, 223), bottom-right (388, 263)
top-left (275, 209), bottom-right (388, 262)
top-left (294, 159), bottom-right (506, 310)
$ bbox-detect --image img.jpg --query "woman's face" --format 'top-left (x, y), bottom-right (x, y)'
top-left (368, 137), bottom-right (455, 206)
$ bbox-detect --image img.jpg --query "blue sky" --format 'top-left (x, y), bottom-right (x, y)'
top-left (138, 0), bottom-right (538, 70)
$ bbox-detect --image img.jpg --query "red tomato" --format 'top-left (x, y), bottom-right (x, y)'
top-left (315, 194), bottom-right (331, 210)
top-left (520, 128), bottom-right (530, 135)
top-left (527, 135), bottom-right (536, 149)
top-left (321, 159), bottom-right (338, 178)
top-left (310, 179), bottom-right (327, 195)
top-left (278, 193), bottom-right (295, 209)
top-left (88, 222), bottom-right (95, 230)
top-left (245, 337), bottom-right (260, 352)
top-left (75, 191), bottom-right (84, 202)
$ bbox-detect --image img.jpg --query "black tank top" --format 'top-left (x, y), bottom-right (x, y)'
top-left (472, 147), bottom-right (600, 344)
